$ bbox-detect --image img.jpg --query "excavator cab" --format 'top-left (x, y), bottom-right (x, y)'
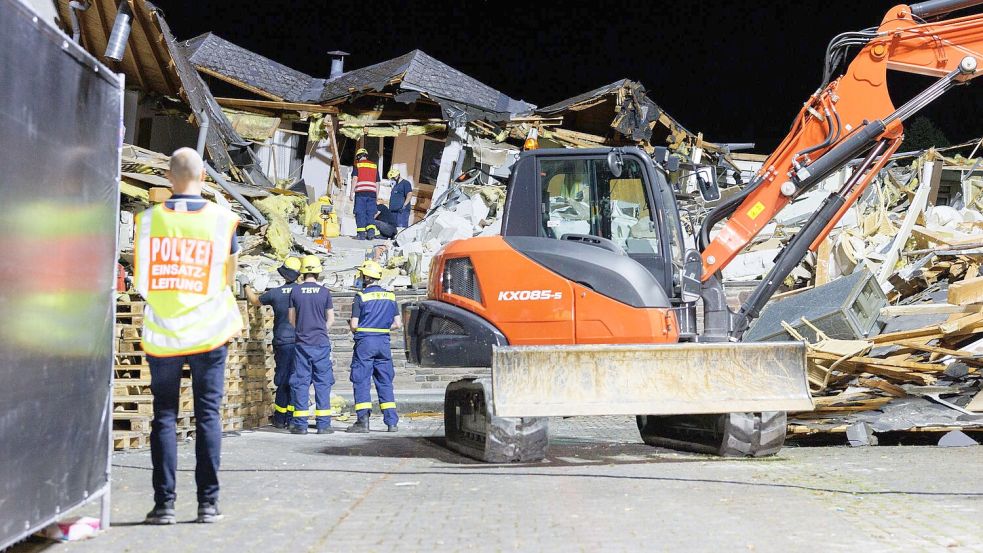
top-left (505, 147), bottom-right (685, 306)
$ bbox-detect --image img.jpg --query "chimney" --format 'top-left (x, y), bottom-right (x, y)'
top-left (327, 50), bottom-right (349, 79)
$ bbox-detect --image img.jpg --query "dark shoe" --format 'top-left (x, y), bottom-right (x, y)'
top-left (196, 502), bottom-right (223, 523)
top-left (272, 418), bottom-right (288, 429)
top-left (144, 502), bottom-right (176, 525)
top-left (387, 425), bottom-right (398, 432)
top-left (367, 231), bottom-right (376, 240)
top-left (356, 232), bottom-right (366, 240)
top-left (346, 417), bottom-right (369, 433)
top-left (289, 425), bottom-right (308, 435)
top-left (317, 426), bottom-right (335, 434)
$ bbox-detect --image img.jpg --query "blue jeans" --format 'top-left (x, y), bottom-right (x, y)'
top-left (350, 337), bottom-right (398, 427)
top-left (272, 343), bottom-right (296, 424)
top-left (290, 344), bottom-right (335, 430)
top-left (148, 345), bottom-right (226, 505)
top-left (393, 207), bottom-right (410, 228)
top-left (354, 193), bottom-right (377, 237)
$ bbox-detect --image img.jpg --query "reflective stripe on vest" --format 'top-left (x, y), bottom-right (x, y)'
top-left (133, 202), bottom-right (243, 356)
top-left (357, 291), bottom-right (396, 302)
top-left (354, 287), bottom-right (397, 336)
top-left (354, 161), bottom-right (378, 194)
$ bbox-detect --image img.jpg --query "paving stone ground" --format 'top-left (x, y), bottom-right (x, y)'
top-left (13, 416), bottom-right (983, 553)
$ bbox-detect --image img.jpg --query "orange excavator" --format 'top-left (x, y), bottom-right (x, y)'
top-left (404, 1), bottom-right (983, 462)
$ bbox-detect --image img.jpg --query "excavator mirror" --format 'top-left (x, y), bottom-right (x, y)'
top-left (680, 248), bottom-right (702, 303)
top-left (606, 150), bottom-right (624, 178)
top-left (695, 166), bottom-right (721, 202)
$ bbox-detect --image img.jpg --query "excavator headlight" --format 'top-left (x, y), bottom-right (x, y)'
top-left (441, 256), bottom-right (482, 304)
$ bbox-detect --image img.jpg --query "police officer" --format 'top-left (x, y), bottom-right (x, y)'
top-left (287, 255), bottom-right (336, 434)
top-left (350, 148), bottom-right (380, 240)
top-left (135, 148), bottom-right (242, 525)
top-left (387, 167), bottom-right (413, 229)
top-left (243, 257), bottom-right (301, 428)
top-left (346, 260), bottom-right (401, 433)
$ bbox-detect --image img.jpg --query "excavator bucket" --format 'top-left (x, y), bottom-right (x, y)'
top-left (491, 342), bottom-right (813, 417)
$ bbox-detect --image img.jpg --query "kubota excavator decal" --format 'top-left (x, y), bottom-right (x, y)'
top-left (497, 290), bottom-right (563, 301)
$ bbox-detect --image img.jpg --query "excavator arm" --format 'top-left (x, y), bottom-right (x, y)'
top-left (698, 1), bottom-right (983, 335)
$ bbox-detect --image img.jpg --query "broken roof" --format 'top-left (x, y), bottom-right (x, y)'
top-left (538, 79), bottom-right (636, 114)
top-left (317, 49), bottom-right (533, 119)
top-left (537, 78), bottom-right (711, 150)
top-left (54, 0), bottom-right (272, 186)
top-left (182, 33), bottom-right (325, 103)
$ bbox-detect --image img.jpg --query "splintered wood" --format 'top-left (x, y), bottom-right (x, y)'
top-left (789, 294), bottom-right (983, 439)
top-left (112, 300), bottom-right (277, 450)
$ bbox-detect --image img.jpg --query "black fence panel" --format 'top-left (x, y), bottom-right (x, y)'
top-left (0, 0), bottom-right (120, 547)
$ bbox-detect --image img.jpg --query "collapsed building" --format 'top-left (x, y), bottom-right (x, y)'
top-left (50, 0), bottom-right (983, 449)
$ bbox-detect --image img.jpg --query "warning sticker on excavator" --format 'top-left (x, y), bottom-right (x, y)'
top-left (747, 202), bottom-right (766, 220)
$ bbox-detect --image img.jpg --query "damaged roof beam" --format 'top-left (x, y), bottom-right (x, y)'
top-left (214, 97), bottom-right (339, 114)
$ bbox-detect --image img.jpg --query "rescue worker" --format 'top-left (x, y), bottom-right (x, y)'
top-left (135, 148), bottom-right (242, 525)
top-left (287, 255), bottom-right (336, 434)
top-left (346, 260), bottom-right (401, 433)
top-left (387, 167), bottom-right (414, 229)
top-left (351, 148), bottom-right (380, 240)
top-left (243, 257), bottom-right (302, 428)
top-left (372, 201), bottom-right (398, 239)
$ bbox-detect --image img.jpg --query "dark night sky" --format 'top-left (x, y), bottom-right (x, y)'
top-left (161, 1), bottom-right (983, 151)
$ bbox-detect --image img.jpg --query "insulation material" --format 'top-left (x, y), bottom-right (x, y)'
top-left (254, 195), bottom-right (307, 259)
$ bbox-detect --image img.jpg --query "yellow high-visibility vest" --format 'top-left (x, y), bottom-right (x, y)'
top-left (133, 202), bottom-right (243, 356)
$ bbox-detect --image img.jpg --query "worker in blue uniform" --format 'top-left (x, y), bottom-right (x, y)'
top-left (346, 260), bottom-right (401, 433)
top-left (387, 167), bottom-right (414, 229)
top-left (243, 257), bottom-right (302, 428)
top-left (372, 202), bottom-right (398, 239)
top-left (287, 255), bottom-right (336, 434)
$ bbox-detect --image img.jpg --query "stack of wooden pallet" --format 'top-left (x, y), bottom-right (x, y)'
top-left (112, 299), bottom-right (276, 451)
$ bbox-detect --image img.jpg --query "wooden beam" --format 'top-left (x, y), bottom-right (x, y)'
top-left (877, 160), bottom-right (935, 287)
top-left (948, 276), bottom-right (983, 306)
top-left (135, 5), bottom-right (180, 94)
top-left (326, 115), bottom-right (344, 192)
top-left (215, 97), bottom-right (339, 114)
top-left (893, 340), bottom-right (978, 359)
top-left (880, 303), bottom-right (981, 317)
top-left (508, 116), bottom-right (564, 125)
top-left (196, 67), bottom-right (283, 101)
top-left (815, 237), bottom-right (832, 286)
top-left (339, 118), bottom-right (445, 126)
top-left (939, 310), bottom-right (983, 335)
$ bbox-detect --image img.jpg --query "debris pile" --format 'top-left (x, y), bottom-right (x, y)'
top-left (390, 183), bottom-right (506, 283)
top-left (739, 148), bottom-right (983, 443)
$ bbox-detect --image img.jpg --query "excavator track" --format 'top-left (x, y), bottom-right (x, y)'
top-left (636, 412), bottom-right (787, 457)
top-left (443, 378), bottom-right (549, 463)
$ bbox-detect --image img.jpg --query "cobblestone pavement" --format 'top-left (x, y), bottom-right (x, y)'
top-left (14, 416), bottom-right (983, 553)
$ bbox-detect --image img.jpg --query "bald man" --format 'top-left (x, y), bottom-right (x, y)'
top-left (136, 147), bottom-right (241, 525)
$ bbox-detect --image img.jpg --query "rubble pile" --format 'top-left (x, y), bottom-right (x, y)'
top-left (738, 149), bottom-right (983, 443)
top-left (390, 184), bottom-right (506, 283)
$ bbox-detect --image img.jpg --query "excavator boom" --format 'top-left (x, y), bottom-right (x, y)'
top-left (701, 2), bottom-right (983, 282)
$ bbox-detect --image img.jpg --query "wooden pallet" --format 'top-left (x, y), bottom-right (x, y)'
top-left (110, 300), bottom-right (278, 450)
top-left (113, 431), bottom-right (148, 451)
